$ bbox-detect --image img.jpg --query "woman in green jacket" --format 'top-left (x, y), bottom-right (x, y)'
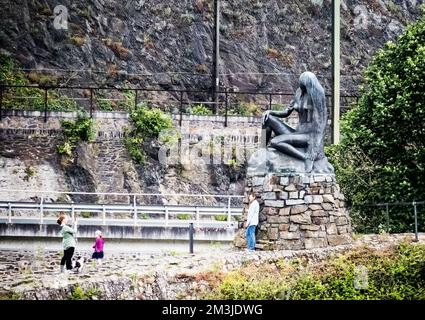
top-left (57, 213), bottom-right (77, 273)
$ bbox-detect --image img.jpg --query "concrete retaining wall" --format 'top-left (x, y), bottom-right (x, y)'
top-left (0, 223), bottom-right (235, 241)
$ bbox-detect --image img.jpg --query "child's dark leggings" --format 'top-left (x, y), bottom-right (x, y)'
top-left (61, 247), bottom-right (75, 270)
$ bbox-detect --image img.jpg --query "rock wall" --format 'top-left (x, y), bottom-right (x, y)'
top-left (0, 112), bottom-right (262, 204)
top-left (0, 0), bottom-right (423, 99)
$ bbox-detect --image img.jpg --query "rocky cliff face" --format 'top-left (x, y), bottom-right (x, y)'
top-left (0, 0), bottom-right (423, 202)
top-left (0, 0), bottom-right (423, 97)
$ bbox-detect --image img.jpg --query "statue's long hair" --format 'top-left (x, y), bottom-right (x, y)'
top-left (299, 72), bottom-right (327, 160)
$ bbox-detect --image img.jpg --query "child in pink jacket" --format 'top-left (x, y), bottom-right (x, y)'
top-left (92, 230), bottom-right (105, 266)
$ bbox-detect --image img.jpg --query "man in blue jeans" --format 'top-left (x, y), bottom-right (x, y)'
top-left (246, 192), bottom-right (259, 251)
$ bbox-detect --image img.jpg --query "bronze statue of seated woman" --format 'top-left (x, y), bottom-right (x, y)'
top-left (259, 71), bottom-right (333, 174)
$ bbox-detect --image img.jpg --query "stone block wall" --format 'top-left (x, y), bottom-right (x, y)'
top-left (234, 172), bottom-right (353, 250)
top-left (0, 111), bottom-right (262, 202)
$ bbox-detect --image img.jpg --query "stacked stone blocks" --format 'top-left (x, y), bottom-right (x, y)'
top-left (235, 173), bottom-right (353, 250)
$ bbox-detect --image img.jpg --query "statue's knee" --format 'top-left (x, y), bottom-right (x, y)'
top-left (267, 115), bottom-right (277, 123)
top-left (270, 137), bottom-right (280, 147)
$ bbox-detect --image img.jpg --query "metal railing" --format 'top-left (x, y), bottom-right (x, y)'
top-left (349, 201), bottom-right (425, 241)
top-left (0, 190), bottom-right (244, 229)
top-left (0, 84), bottom-right (360, 126)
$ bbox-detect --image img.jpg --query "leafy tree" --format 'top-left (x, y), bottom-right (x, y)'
top-left (327, 9), bottom-right (425, 232)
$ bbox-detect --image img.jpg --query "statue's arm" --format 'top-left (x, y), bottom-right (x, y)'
top-left (270, 102), bottom-right (295, 118)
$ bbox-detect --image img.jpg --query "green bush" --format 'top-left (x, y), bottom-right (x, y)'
top-left (124, 134), bottom-right (146, 164)
top-left (0, 54), bottom-right (77, 111)
top-left (327, 10), bottom-right (425, 232)
top-left (117, 89), bottom-right (136, 111)
top-left (227, 159), bottom-right (239, 168)
top-left (125, 103), bottom-right (174, 164)
top-left (130, 103), bottom-right (174, 138)
top-left (187, 104), bottom-right (213, 116)
top-left (57, 113), bottom-right (96, 156)
top-left (227, 102), bottom-right (262, 117)
top-left (214, 214), bottom-right (228, 222)
top-left (138, 213), bottom-right (150, 220)
top-left (205, 242), bottom-right (425, 300)
top-left (215, 272), bottom-right (288, 300)
top-left (177, 214), bottom-right (191, 220)
top-left (96, 92), bottom-right (114, 111)
top-left (69, 285), bottom-right (100, 300)
top-left (80, 212), bottom-right (92, 218)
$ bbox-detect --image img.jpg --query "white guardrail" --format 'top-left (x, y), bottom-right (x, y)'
top-left (0, 190), bottom-right (244, 228)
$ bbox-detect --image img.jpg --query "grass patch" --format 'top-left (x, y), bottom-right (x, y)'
top-left (214, 214), bottom-right (228, 222)
top-left (79, 212), bottom-right (92, 218)
top-left (0, 292), bottom-right (22, 300)
top-left (23, 166), bottom-right (36, 182)
top-left (69, 285), bottom-right (101, 300)
top-left (177, 214), bottom-right (191, 220)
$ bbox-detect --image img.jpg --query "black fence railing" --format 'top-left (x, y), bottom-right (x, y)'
top-left (349, 201), bottom-right (425, 240)
top-left (0, 84), bottom-right (360, 126)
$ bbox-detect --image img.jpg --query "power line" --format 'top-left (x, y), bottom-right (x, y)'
top-left (14, 68), bottom-right (206, 76)
top-left (13, 68), bottom-right (364, 78)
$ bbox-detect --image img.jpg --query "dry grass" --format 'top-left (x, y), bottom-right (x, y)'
top-left (27, 71), bottom-right (58, 86)
top-left (265, 47), bottom-right (280, 59)
top-left (107, 64), bottom-right (119, 77)
top-left (104, 39), bottom-right (132, 60)
top-left (70, 36), bottom-right (86, 47)
top-left (195, 64), bottom-right (208, 74)
top-left (194, 271), bottom-right (227, 288)
top-left (265, 47), bottom-right (294, 67)
top-left (194, 0), bottom-right (205, 12)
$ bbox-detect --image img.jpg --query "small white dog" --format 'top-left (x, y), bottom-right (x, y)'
top-left (71, 256), bottom-right (86, 273)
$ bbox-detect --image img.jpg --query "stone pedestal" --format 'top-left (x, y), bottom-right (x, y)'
top-left (234, 172), bottom-right (353, 250)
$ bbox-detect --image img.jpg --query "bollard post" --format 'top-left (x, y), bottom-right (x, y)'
top-left (413, 201), bottom-right (418, 242)
top-left (189, 222), bottom-right (194, 254)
